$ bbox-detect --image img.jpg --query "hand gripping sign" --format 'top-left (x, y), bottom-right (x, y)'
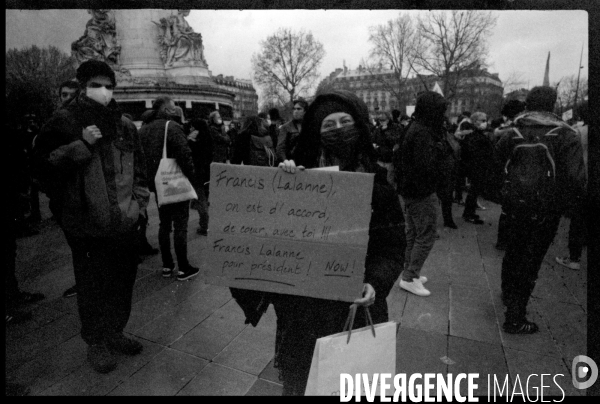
top-left (203, 163), bottom-right (374, 302)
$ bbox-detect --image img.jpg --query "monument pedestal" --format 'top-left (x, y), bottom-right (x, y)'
top-left (109, 9), bottom-right (234, 120)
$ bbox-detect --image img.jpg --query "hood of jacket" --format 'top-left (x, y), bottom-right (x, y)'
top-left (293, 90), bottom-right (376, 168)
top-left (514, 111), bottom-right (577, 132)
top-left (413, 91), bottom-right (447, 130)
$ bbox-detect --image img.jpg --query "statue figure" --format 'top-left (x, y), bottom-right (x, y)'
top-left (71, 9), bottom-right (120, 66)
top-left (154, 10), bottom-right (207, 67)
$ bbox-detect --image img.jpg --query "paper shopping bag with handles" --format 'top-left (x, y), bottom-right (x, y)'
top-left (305, 305), bottom-right (397, 397)
top-left (154, 121), bottom-right (197, 207)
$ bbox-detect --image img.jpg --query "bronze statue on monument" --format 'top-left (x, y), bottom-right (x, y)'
top-left (154, 10), bottom-right (207, 67)
top-left (71, 9), bottom-right (121, 66)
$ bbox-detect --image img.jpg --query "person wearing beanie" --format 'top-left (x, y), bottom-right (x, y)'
top-left (495, 86), bottom-right (585, 334)
top-left (276, 99), bottom-right (308, 164)
top-left (32, 59), bottom-right (150, 373)
top-left (271, 90), bottom-right (406, 395)
top-left (396, 91), bottom-right (447, 297)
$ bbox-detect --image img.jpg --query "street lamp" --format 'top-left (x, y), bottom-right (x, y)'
top-left (573, 43), bottom-right (584, 118)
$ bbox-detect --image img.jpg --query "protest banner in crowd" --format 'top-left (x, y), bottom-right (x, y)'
top-left (203, 163), bottom-right (374, 302)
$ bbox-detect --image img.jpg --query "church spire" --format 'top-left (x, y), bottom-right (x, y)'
top-left (543, 51), bottom-right (550, 86)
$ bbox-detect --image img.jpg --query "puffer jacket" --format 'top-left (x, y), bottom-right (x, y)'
top-left (138, 118), bottom-right (195, 194)
top-left (495, 111), bottom-right (586, 214)
top-left (32, 94), bottom-right (150, 241)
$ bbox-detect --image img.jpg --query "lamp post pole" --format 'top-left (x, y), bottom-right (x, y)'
top-left (573, 43), bottom-right (584, 118)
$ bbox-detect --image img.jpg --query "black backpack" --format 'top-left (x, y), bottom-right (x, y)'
top-left (501, 127), bottom-right (559, 216)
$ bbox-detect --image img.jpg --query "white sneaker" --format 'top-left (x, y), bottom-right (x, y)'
top-left (400, 271), bottom-right (427, 284)
top-left (399, 278), bottom-right (431, 296)
top-left (555, 256), bottom-right (581, 270)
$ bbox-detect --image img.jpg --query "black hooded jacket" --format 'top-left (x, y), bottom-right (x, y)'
top-left (398, 91), bottom-right (446, 199)
top-left (292, 90), bottom-right (405, 291)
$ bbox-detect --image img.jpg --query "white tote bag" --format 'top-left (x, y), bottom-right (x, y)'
top-left (305, 305), bottom-right (397, 397)
top-left (154, 121), bottom-right (198, 207)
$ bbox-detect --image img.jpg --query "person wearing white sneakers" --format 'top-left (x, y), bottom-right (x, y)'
top-left (396, 91), bottom-right (448, 297)
top-left (555, 101), bottom-right (588, 273)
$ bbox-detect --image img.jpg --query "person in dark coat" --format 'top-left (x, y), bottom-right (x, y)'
top-left (492, 100), bottom-right (526, 250)
top-left (397, 91), bottom-right (447, 297)
top-left (268, 107), bottom-right (284, 148)
top-left (208, 110), bottom-right (230, 163)
top-left (437, 119), bottom-right (459, 229)
top-left (139, 96), bottom-right (198, 281)
top-left (187, 118), bottom-right (212, 235)
top-left (276, 99), bottom-right (308, 164)
top-left (495, 86), bottom-right (585, 334)
top-left (230, 115), bottom-right (276, 166)
top-left (226, 121), bottom-right (239, 162)
top-left (274, 90), bottom-right (406, 395)
top-left (461, 111), bottom-right (496, 224)
top-left (32, 60), bottom-right (150, 373)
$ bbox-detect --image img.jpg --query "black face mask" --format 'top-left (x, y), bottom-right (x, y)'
top-left (320, 125), bottom-right (361, 160)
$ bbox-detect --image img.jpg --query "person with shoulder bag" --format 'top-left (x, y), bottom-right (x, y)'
top-left (139, 96), bottom-right (199, 281)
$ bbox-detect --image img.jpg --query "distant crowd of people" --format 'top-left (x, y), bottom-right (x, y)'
top-left (6, 58), bottom-right (588, 396)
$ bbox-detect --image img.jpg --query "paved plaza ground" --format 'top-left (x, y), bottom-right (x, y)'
top-left (7, 192), bottom-right (588, 396)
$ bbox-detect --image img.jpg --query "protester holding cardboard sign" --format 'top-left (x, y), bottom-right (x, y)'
top-left (273, 90), bottom-right (406, 395)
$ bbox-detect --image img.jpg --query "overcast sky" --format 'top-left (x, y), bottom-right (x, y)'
top-left (6, 9), bottom-right (589, 96)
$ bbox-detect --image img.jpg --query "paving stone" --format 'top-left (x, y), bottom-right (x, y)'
top-left (449, 302), bottom-right (502, 344)
top-left (212, 324), bottom-right (276, 375)
top-left (532, 266), bottom-right (579, 304)
top-left (108, 348), bottom-right (209, 396)
top-left (5, 304), bottom-right (67, 340)
top-left (132, 284), bottom-right (232, 345)
top-left (396, 327), bottom-right (447, 376)
top-left (39, 339), bottom-right (165, 396)
top-left (259, 359), bottom-right (282, 384)
top-left (504, 347), bottom-right (581, 397)
top-left (170, 299), bottom-right (248, 360)
top-left (131, 270), bottom-right (174, 304)
top-left (7, 335), bottom-right (87, 395)
top-left (246, 378), bottom-right (284, 396)
top-left (420, 251), bottom-right (451, 276)
top-left (177, 362), bottom-right (256, 396)
top-left (41, 295), bottom-right (79, 315)
top-left (125, 278), bottom-right (215, 333)
top-left (449, 269), bottom-right (489, 288)
top-left (447, 336), bottom-right (509, 397)
top-left (531, 298), bottom-right (587, 364)
top-left (449, 252), bottom-right (485, 274)
top-left (6, 313), bottom-right (81, 371)
top-left (400, 294), bottom-right (449, 335)
top-left (450, 284), bottom-right (494, 306)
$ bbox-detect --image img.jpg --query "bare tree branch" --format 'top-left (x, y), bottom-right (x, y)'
top-left (252, 28), bottom-right (325, 104)
top-left (412, 10), bottom-right (497, 101)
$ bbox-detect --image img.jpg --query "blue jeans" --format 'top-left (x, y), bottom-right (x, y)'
top-left (157, 199), bottom-right (190, 269)
top-left (402, 193), bottom-right (438, 282)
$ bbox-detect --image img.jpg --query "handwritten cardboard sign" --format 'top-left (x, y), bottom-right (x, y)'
top-left (203, 163), bottom-right (375, 302)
